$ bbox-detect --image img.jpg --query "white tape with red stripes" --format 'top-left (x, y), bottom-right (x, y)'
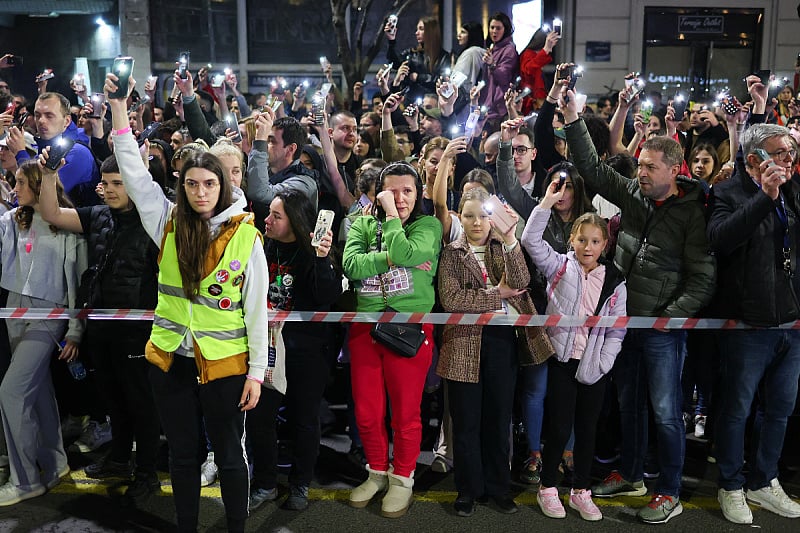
top-left (0, 308), bottom-right (790, 329)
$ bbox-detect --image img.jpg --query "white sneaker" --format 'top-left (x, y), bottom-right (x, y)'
top-left (200, 452), bottom-right (217, 487)
top-left (73, 419), bottom-right (112, 452)
top-left (747, 478), bottom-right (800, 518)
top-left (0, 481), bottom-right (46, 507)
top-left (718, 488), bottom-right (753, 524)
top-left (694, 415), bottom-right (707, 439)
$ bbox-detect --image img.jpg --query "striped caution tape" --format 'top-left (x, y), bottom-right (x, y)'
top-left (0, 307), bottom-right (794, 329)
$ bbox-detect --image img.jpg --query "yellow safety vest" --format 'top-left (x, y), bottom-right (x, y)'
top-left (151, 214), bottom-right (261, 360)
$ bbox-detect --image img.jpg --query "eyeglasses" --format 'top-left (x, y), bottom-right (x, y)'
top-left (184, 178), bottom-right (220, 191)
top-left (765, 148), bottom-right (797, 160)
top-left (512, 146), bottom-right (532, 155)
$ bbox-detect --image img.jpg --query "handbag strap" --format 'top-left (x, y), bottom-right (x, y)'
top-left (375, 219), bottom-right (389, 310)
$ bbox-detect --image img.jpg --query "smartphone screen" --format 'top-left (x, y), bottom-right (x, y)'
top-left (178, 51), bottom-right (190, 80)
top-left (756, 69), bottom-right (771, 86)
top-left (110, 57), bottom-right (134, 99)
top-left (138, 121), bottom-right (162, 146)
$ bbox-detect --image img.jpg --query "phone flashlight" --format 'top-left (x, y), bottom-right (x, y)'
top-left (556, 171), bottom-right (567, 191)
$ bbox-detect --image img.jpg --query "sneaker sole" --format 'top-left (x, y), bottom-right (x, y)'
top-left (0, 485), bottom-right (46, 507)
top-left (746, 493), bottom-right (800, 518)
top-left (430, 460), bottom-right (451, 473)
top-left (718, 495), bottom-right (753, 524)
top-left (638, 502), bottom-right (683, 524)
top-left (569, 499), bottom-right (603, 521)
top-left (593, 486), bottom-right (648, 498)
top-left (381, 499), bottom-right (412, 518)
top-left (45, 467), bottom-right (71, 490)
top-left (349, 498), bottom-right (372, 509)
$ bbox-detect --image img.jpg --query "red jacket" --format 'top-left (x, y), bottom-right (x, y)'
top-left (519, 48), bottom-right (553, 115)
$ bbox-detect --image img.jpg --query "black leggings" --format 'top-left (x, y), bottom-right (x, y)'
top-left (149, 356), bottom-right (249, 533)
top-left (540, 358), bottom-right (607, 489)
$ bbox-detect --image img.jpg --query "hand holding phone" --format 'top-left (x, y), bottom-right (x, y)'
top-left (311, 210), bottom-right (335, 247)
top-left (110, 57), bottom-right (134, 99)
top-left (44, 136), bottom-right (76, 171)
top-left (178, 51), bottom-right (190, 80)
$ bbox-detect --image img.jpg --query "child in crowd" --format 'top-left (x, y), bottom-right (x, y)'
top-left (521, 179), bottom-right (627, 521)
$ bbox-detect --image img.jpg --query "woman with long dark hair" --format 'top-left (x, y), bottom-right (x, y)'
top-left (384, 16), bottom-right (450, 101)
top-left (0, 159), bottom-right (85, 506)
top-left (106, 71), bottom-right (274, 533)
top-left (481, 12), bottom-right (520, 124)
top-left (247, 188), bottom-right (342, 511)
top-left (343, 162), bottom-right (441, 518)
top-left (452, 21), bottom-right (486, 93)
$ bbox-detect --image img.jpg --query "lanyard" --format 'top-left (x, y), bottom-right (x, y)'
top-left (774, 193), bottom-right (792, 275)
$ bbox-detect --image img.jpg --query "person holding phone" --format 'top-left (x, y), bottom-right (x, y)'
top-left (247, 189), bottom-right (342, 512)
top-left (437, 188), bottom-right (553, 517)
top-left (0, 159), bottom-right (86, 506)
top-left (104, 71), bottom-right (273, 533)
top-left (481, 12), bottom-right (520, 125)
top-left (343, 162), bottom-right (441, 518)
top-left (384, 16), bottom-right (450, 102)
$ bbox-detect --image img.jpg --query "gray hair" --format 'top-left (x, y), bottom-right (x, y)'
top-left (741, 124), bottom-right (791, 166)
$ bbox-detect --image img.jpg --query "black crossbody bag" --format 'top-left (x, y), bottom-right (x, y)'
top-left (369, 220), bottom-right (426, 358)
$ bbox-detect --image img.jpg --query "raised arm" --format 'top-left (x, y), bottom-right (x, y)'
top-left (434, 136), bottom-right (467, 243)
top-left (319, 112), bottom-right (355, 207)
top-left (37, 147), bottom-right (83, 233)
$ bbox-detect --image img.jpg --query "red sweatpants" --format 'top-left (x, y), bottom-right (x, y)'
top-left (348, 322), bottom-right (434, 477)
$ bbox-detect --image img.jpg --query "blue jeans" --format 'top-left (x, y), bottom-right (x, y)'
top-left (715, 330), bottom-right (800, 491)
top-left (521, 361), bottom-right (548, 454)
top-left (614, 329), bottom-right (686, 497)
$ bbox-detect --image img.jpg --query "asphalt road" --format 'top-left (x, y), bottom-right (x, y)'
top-left (2, 433), bottom-right (799, 532)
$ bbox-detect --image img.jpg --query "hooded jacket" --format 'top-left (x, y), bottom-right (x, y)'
top-left (480, 35), bottom-right (519, 122)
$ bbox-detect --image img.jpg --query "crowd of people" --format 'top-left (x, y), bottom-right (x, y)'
top-left (0, 9), bottom-right (798, 531)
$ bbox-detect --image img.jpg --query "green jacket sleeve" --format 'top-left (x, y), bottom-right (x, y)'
top-left (342, 215), bottom-right (389, 280)
top-left (383, 216), bottom-right (442, 268)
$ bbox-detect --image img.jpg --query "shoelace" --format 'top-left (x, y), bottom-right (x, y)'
top-left (769, 484), bottom-right (792, 504)
top-left (648, 494), bottom-right (674, 509)
top-left (726, 490), bottom-right (747, 507)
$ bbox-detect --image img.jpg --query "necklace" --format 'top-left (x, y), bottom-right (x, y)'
top-left (274, 244), bottom-right (300, 287)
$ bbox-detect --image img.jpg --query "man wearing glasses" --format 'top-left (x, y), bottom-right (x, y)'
top-left (708, 121), bottom-right (800, 525)
top-left (496, 118), bottom-right (546, 219)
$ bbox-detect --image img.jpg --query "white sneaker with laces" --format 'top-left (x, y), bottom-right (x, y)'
top-left (747, 478), bottom-right (800, 518)
top-left (0, 481), bottom-right (46, 507)
top-left (200, 452), bottom-right (218, 487)
top-left (73, 419), bottom-right (112, 452)
top-left (718, 488), bottom-right (753, 524)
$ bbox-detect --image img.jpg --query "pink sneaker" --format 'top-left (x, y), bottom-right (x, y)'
top-left (538, 486), bottom-right (566, 518)
top-left (569, 489), bottom-right (603, 521)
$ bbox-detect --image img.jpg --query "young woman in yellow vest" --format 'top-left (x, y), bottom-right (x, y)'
top-left (105, 72), bottom-right (276, 533)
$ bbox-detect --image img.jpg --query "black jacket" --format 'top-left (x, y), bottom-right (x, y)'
top-left (77, 205), bottom-right (159, 334)
top-left (387, 43), bottom-right (451, 102)
top-left (707, 162), bottom-right (800, 326)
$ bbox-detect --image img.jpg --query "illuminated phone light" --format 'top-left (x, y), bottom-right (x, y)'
top-left (642, 100), bottom-right (653, 110)
top-left (482, 202), bottom-right (494, 214)
top-left (450, 125), bottom-right (460, 135)
top-left (445, 68), bottom-right (451, 76)
top-left (553, 18), bottom-right (562, 27)
top-left (675, 94), bottom-right (685, 103)
top-left (542, 24), bottom-right (550, 32)
top-left (480, 105), bottom-right (488, 113)
top-left (224, 68), bottom-right (232, 75)
top-left (302, 80), bottom-right (309, 88)
top-left (416, 98), bottom-right (423, 105)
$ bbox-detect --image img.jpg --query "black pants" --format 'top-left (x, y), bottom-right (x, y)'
top-left (90, 324), bottom-right (160, 475)
top-left (448, 326), bottom-right (518, 498)
top-left (248, 334), bottom-right (332, 488)
top-left (541, 358), bottom-right (607, 489)
top-left (150, 356), bottom-right (248, 533)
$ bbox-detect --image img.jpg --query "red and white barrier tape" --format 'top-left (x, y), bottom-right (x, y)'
top-left (0, 308), bottom-right (790, 330)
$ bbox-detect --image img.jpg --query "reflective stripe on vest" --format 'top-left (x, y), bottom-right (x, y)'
top-left (151, 217), bottom-right (260, 360)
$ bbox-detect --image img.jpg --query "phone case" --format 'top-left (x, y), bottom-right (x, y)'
top-left (484, 196), bottom-right (515, 235)
top-left (45, 137), bottom-right (76, 170)
top-left (311, 210), bottom-right (335, 247)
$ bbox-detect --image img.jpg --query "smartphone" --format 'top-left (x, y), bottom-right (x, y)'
top-left (514, 87), bottom-right (532, 103)
top-left (387, 13), bottom-right (398, 36)
top-left (641, 101), bottom-right (653, 122)
top-left (513, 75), bottom-right (523, 90)
top-left (311, 210), bottom-right (335, 247)
top-left (754, 148), bottom-right (778, 167)
top-left (178, 51), bottom-right (190, 80)
top-left (38, 68), bottom-right (54, 82)
top-left (628, 78), bottom-right (645, 99)
top-left (464, 108), bottom-right (481, 140)
top-left (311, 94), bottom-right (324, 126)
top-left (756, 69), bottom-right (771, 86)
top-left (219, 115), bottom-right (241, 143)
top-left (320, 56), bottom-right (331, 70)
top-left (110, 56), bottom-right (134, 99)
top-left (450, 71), bottom-right (468, 88)
top-left (137, 121), bottom-right (162, 146)
top-left (4, 101), bottom-right (17, 116)
top-left (402, 103), bottom-right (418, 117)
top-left (210, 73), bottom-right (225, 88)
top-left (440, 81), bottom-right (454, 99)
top-left (768, 77), bottom-right (787, 100)
top-left (72, 73), bottom-right (85, 92)
top-left (555, 171), bottom-right (567, 192)
top-left (553, 18), bottom-right (562, 35)
top-left (672, 93), bottom-right (688, 119)
top-left (6, 55), bottom-right (22, 66)
top-left (45, 136), bottom-right (76, 170)
top-left (557, 65), bottom-right (573, 80)
top-left (474, 80), bottom-right (486, 93)
top-left (483, 195), bottom-right (515, 235)
top-left (90, 93), bottom-right (104, 118)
